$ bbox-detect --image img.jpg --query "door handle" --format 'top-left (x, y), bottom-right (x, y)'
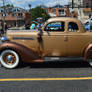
top-left (64, 36), bottom-right (68, 41)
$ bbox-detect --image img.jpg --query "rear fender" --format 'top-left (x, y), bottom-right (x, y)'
top-left (84, 43), bottom-right (92, 61)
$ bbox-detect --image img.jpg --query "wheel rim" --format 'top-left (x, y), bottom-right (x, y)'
top-left (0, 50), bottom-right (19, 68)
top-left (3, 53), bottom-right (16, 65)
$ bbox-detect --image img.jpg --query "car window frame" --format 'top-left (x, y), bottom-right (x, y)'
top-left (44, 21), bottom-right (65, 32)
top-left (67, 21), bottom-right (79, 33)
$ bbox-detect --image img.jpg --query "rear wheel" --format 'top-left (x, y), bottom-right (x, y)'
top-left (0, 50), bottom-right (20, 69)
top-left (87, 59), bottom-right (92, 67)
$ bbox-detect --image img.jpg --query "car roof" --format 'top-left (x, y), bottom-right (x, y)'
top-left (46, 17), bottom-right (85, 32)
top-left (47, 17), bottom-right (80, 23)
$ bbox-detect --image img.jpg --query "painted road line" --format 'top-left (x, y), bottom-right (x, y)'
top-left (1, 77), bottom-right (92, 81)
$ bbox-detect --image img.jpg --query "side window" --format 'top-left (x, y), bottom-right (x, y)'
top-left (68, 22), bottom-right (79, 32)
top-left (45, 22), bottom-right (65, 32)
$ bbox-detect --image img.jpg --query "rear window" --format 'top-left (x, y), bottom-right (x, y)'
top-left (68, 22), bottom-right (79, 32)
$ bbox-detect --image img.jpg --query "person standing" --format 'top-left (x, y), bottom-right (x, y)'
top-left (0, 22), bottom-right (3, 36)
top-left (30, 21), bottom-right (36, 31)
top-left (88, 14), bottom-right (92, 31)
top-left (4, 23), bottom-right (8, 34)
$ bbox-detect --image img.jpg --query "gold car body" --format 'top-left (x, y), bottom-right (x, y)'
top-left (3, 17), bottom-right (92, 62)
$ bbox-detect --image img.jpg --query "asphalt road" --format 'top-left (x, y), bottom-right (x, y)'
top-left (0, 60), bottom-right (92, 92)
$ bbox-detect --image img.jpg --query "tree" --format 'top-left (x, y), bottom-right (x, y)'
top-left (0, 4), bottom-right (14, 13)
top-left (1, 4), bottom-right (14, 8)
top-left (30, 6), bottom-right (50, 22)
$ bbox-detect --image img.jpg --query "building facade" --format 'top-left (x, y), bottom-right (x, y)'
top-left (82, 0), bottom-right (92, 21)
top-left (69, 0), bottom-right (83, 20)
top-left (0, 7), bottom-right (26, 27)
top-left (41, 5), bottom-right (70, 17)
top-left (69, 0), bottom-right (92, 22)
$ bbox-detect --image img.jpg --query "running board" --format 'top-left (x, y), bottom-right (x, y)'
top-left (44, 57), bottom-right (84, 62)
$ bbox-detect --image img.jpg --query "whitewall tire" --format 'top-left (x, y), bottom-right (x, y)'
top-left (0, 50), bottom-right (20, 69)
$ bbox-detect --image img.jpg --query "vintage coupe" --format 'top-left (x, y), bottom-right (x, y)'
top-left (0, 17), bottom-right (92, 69)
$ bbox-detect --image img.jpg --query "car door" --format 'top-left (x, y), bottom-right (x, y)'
top-left (66, 21), bottom-right (86, 56)
top-left (39, 21), bottom-right (67, 56)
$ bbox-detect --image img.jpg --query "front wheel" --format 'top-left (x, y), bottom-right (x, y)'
top-left (0, 50), bottom-right (20, 69)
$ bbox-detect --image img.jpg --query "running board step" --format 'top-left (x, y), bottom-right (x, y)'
top-left (44, 57), bottom-right (84, 62)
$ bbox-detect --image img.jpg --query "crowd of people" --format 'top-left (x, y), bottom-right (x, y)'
top-left (25, 21), bottom-right (42, 31)
top-left (84, 15), bottom-right (92, 31)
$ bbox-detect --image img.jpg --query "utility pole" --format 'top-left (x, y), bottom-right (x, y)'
top-left (72, 0), bottom-right (74, 9)
top-left (2, 0), bottom-right (6, 35)
top-left (28, 4), bottom-right (31, 10)
top-left (91, 0), bottom-right (92, 10)
top-left (28, 4), bottom-right (32, 22)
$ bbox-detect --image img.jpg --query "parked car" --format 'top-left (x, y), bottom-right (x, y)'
top-left (1, 17), bottom-right (92, 69)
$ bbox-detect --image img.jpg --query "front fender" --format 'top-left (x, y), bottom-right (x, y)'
top-left (0, 41), bottom-right (41, 63)
top-left (84, 43), bottom-right (92, 61)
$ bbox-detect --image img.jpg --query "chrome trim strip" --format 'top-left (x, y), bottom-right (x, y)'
top-left (13, 37), bottom-right (35, 40)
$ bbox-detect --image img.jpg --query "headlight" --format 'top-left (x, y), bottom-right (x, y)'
top-left (1, 37), bottom-right (8, 42)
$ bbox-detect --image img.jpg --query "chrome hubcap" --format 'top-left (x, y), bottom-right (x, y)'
top-left (3, 53), bottom-right (16, 65)
top-left (7, 55), bottom-right (13, 61)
